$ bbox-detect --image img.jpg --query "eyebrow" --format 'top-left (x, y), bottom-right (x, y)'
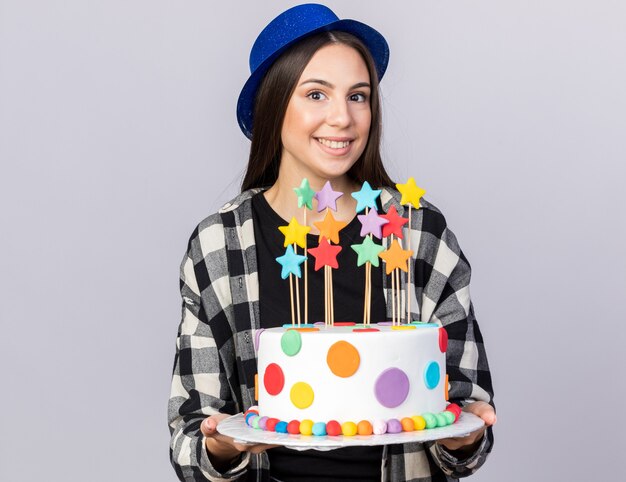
top-left (299, 79), bottom-right (371, 90)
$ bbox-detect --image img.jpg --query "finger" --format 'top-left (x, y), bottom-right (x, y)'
top-left (464, 402), bottom-right (497, 426)
top-left (229, 441), bottom-right (278, 454)
top-left (202, 415), bottom-right (278, 455)
top-left (200, 417), bottom-right (217, 437)
top-left (246, 444), bottom-right (280, 454)
top-left (438, 426), bottom-right (486, 451)
top-left (205, 427), bottom-right (274, 454)
top-left (201, 414), bottom-right (231, 438)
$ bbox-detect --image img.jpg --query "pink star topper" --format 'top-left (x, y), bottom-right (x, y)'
top-left (314, 181), bottom-right (343, 212)
top-left (357, 208), bottom-right (389, 239)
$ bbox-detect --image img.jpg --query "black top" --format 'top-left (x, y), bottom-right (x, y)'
top-left (252, 192), bottom-right (385, 482)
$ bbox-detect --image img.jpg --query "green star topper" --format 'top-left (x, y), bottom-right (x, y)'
top-left (293, 178), bottom-right (316, 210)
top-left (351, 236), bottom-right (385, 267)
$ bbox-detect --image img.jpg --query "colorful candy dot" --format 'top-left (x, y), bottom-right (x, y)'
top-left (422, 413), bottom-right (437, 429)
top-left (263, 363), bottom-right (285, 395)
top-left (374, 368), bottom-right (410, 408)
top-left (341, 421), bottom-right (358, 436)
top-left (299, 419), bottom-right (314, 435)
top-left (245, 413), bottom-right (257, 425)
top-left (327, 341), bottom-right (361, 378)
top-left (439, 327), bottom-right (448, 352)
top-left (411, 415), bottom-right (426, 430)
top-left (442, 411), bottom-right (456, 425)
top-left (334, 322), bottom-right (356, 326)
top-left (401, 417), bottom-right (415, 432)
top-left (326, 420), bottom-right (342, 436)
top-left (353, 328), bottom-right (380, 333)
top-left (281, 330), bottom-right (302, 356)
top-left (266, 418), bottom-right (279, 431)
top-left (446, 410), bottom-right (460, 423)
top-left (386, 419), bottom-right (402, 434)
top-left (244, 406), bottom-right (259, 416)
top-left (252, 416), bottom-right (261, 429)
top-left (287, 420), bottom-right (301, 434)
top-left (290, 382), bottom-right (314, 409)
top-left (258, 416), bottom-right (268, 430)
top-left (254, 329), bottom-right (265, 351)
top-left (312, 422), bottom-right (327, 436)
top-left (435, 413), bottom-right (448, 427)
top-left (357, 420), bottom-right (373, 436)
top-left (373, 420), bottom-right (387, 435)
top-left (446, 403), bottom-right (462, 421)
top-left (275, 421), bottom-right (288, 433)
top-left (391, 325), bottom-right (416, 330)
top-left (424, 361), bottom-right (440, 389)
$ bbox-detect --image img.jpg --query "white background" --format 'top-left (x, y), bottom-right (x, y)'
top-left (1, 1), bottom-right (625, 480)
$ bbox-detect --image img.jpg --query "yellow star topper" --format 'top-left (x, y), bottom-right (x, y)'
top-left (313, 210), bottom-right (347, 244)
top-left (278, 217), bottom-right (311, 249)
top-left (379, 239), bottom-right (414, 275)
top-left (396, 177), bottom-right (426, 208)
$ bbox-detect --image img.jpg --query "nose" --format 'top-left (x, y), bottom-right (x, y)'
top-left (326, 98), bottom-right (352, 128)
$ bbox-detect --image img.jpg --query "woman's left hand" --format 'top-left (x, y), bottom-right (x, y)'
top-left (436, 401), bottom-right (497, 453)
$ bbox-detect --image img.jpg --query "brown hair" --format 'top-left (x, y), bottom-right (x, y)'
top-left (241, 31), bottom-right (393, 191)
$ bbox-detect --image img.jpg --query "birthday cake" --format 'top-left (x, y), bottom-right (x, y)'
top-left (247, 322), bottom-right (460, 436)
top-left (243, 178), bottom-right (461, 436)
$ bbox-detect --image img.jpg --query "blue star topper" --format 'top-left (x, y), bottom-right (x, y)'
top-left (276, 245), bottom-right (307, 279)
top-left (351, 181), bottom-right (382, 213)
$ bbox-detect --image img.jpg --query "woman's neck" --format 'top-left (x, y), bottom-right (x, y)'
top-left (263, 173), bottom-right (360, 234)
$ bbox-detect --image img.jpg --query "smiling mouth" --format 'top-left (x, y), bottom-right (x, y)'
top-left (316, 138), bottom-right (352, 149)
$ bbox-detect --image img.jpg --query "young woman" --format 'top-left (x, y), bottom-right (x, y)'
top-left (168, 4), bottom-right (496, 481)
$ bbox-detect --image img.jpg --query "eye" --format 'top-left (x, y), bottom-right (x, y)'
top-left (350, 92), bottom-right (368, 102)
top-left (306, 91), bottom-right (327, 101)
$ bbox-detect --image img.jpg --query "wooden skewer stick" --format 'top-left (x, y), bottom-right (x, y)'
top-left (325, 266), bottom-right (328, 326)
top-left (289, 273), bottom-right (295, 325)
top-left (363, 261), bottom-right (369, 325)
top-left (324, 265), bottom-right (328, 325)
top-left (304, 209), bottom-right (308, 325)
top-left (390, 234), bottom-right (395, 325)
top-left (364, 262), bottom-right (369, 325)
top-left (396, 267), bottom-right (401, 324)
top-left (390, 270), bottom-right (393, 325)
top-left (367, 261), bottom-right (372, 325)
top-left (294, 245), bottom-right (301, 326)
top-left (406, 207), bottom-right (411, 323)
top-left (330, 266), bottom-right (335, 325)
top-left (327, 266), bottom-right (332, 325)
top-left (324, 208), bottom-right (329, 326)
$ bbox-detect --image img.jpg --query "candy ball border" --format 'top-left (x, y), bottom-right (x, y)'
top-left (243, 403), bottom-right (462, 436)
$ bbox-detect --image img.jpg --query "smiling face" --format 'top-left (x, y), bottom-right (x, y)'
top-left (279, 43), bottom-right (372, 185)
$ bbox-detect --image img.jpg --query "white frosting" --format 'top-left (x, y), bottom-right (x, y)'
top-left (257, 325), bottom-right (446, 424)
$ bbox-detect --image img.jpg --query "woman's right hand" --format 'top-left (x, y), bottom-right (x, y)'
top-left (200, 414), bottom-right (278, 470)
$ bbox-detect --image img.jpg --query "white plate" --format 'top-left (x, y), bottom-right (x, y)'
top-left (217, 412), bottom-right (484, 451)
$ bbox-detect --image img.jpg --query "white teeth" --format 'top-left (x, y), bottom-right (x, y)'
top-left (317, 138), bottom-right (351, 149)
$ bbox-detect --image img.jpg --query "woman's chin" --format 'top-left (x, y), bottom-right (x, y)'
top-left (309, 159), bottom-right (358, 182)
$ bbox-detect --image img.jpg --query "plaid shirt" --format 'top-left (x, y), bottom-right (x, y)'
top-left (169, 187), bottom-right (495, 482)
